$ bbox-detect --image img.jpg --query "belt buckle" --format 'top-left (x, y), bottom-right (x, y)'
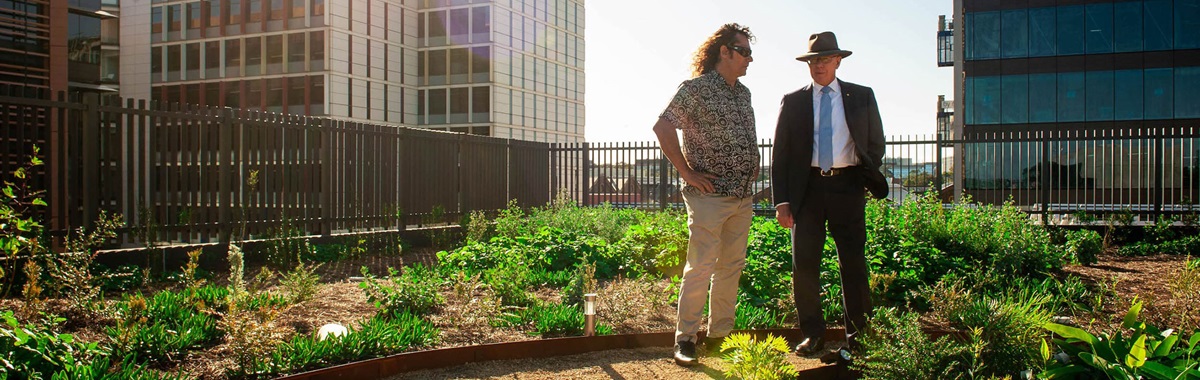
top-left (820, 169), bottom-right (835, 177)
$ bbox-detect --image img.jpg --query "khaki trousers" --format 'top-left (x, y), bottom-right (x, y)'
top-left (675, 189), bottom-right (753, 343)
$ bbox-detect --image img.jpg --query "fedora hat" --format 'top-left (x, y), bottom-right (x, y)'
top-left (795, 31), bottom-right (852, 61)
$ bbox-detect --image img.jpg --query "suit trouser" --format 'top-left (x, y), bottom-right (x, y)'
top-left (675, 189), bottom-right (753, 343)
top-left (791, 171), bottom-right (871, 347)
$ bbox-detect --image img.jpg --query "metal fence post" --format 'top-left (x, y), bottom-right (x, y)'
top-left (319, 119), bottom-right (333, 236)
top-left (1154, 128), bottom-right (1164, 219)
top-left (659, 148), bottom-right (669, 211)
top-left (218, 108), bottom-right (233, 243)
top-left (1041, 131), bottom-right (1051, 225)
top-left (81, 93), bottom-right (100, 231)
top-left (576, 142), bottom-right (585, 206)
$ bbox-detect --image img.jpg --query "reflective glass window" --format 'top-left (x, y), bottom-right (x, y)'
top-left (1145, 68), bottom-right (1173, 119)
top-left (1029, 7), bottom-right (1056, 57)
top-left (974, 12), bottom-right (1000, 59)
top-left (1085, 70), bottom-right (1113, 121)
top-left (1114, 69), bottom-right (1144, 120)
top-left (974, 76), bottom-right (1000, 124)
top-left (1001, 9), bottom-right (1028, 58)
top-left (429, 88), bottom-right (446, 124)
top-left (1175, 66), bottom-right (1200, 118)
top-left (1029, 73), bottom-right (1056, 122)
top-left (1177, 0), bottom-right (1200, 49)
top-left (1057, 72), bottom-right (1084, 121)
top-left (225, 38), bottom-right (241, 77)
top-left (1085, 3), bottom-right (1113, 54)
top-left (964, 77), bottom-right (974, 124)
top-left (310, 31), bottom-right (324, 71)
top-left (1057, 6), bottom-right (1084, 55)
top-left (1114, 2), bottom-right (1143, 52)
top-left (1145, 0), bottom-right (1173, 51)
top-left (1002, 74), bottom-right (1028, 123)
top-left (429, 49), bottom-right (446, 85)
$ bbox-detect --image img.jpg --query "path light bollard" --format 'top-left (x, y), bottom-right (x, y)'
top-left (584, 293), bottom-right (597, 336)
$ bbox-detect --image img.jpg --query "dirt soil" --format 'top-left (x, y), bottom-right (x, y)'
top-left (2, 251), bottom-right (1194, 379)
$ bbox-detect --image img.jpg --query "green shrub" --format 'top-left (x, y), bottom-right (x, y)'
top-left (0, 311), bottom-right (106, 379)
top-left (359, 264), bottom-right (445, 316)
top-left (1064, 229), bottom-right (1103, 265)
top-left (481, 264), bottom-right (535, 307)
top-left (739, 217), bottom-right (793, 306)
top-left (854, 307), bottom-right (982, 379)
top-left (280, 262), bottom-right (322, 304)
top-left (1118, 235), bottom-right (1200, 256)
top-left (719, 333), bottom-right (798, 380)
top-left (932, 284), bottom-right (1053, 376)
top-left (612, 211), bottom-right (689, 278)
top-left (239, 310), bottom-right (439, 378)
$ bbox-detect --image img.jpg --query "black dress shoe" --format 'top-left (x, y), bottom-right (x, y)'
top-left (674, 341), bottom-right (698, 366)
top-left (794, 336), bottom-right (824, 356)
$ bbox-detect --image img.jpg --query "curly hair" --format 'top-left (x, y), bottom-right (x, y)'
top-left (690, 23), bottom-right (755, 78)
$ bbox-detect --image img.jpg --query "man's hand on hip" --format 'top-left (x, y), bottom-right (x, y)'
top-left (775, 204), bottom-right (793, 229)
top-left (682, 168), bottom-right (719, 194)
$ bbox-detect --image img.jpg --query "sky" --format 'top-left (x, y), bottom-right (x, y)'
top-left (583, 0), bottom-right (954, 143)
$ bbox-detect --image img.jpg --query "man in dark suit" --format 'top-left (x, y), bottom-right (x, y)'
top-left (770, 31), bottom-right (888, 360)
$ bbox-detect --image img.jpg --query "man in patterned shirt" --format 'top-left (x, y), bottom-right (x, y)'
top-left (651, 23), bottom-right (758, 367)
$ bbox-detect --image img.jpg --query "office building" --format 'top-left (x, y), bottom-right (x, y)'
top-left (121, 0), bottom-right (585, 143)
top-left (944, 0), bottom-right (1200, 198)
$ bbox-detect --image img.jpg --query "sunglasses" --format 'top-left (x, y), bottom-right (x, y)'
top-left (807, 56), bottom-right (838, 66)
top-left (728, 45), bottom-right (753, 58)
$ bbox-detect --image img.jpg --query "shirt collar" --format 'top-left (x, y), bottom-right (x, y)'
top-left (813, 79), bottom-right (841, 96)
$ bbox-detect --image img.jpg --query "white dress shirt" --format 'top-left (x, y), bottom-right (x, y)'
top-left (811, 80), bottom-right (859, 168)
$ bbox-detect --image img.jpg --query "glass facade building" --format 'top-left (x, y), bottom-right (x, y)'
top-left (125, 0), bottom-right (584, 143)
top-left (957, 0), bottom-right (1200, 191)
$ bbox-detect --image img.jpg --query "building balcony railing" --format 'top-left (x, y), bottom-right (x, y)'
top-left (937, 15), bottom-right (954, 68)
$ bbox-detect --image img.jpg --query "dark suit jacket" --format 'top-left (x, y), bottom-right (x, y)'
top-left (771, 79), bottom-right (888, 215)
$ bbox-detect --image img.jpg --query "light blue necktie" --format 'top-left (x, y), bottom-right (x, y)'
top-left (818, 86), bottom-right (833, 171)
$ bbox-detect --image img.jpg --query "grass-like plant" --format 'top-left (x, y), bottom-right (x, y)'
top-left (734, 300), bottom-right (789, 330)
top-left (718, 333), bottom-right (798, 380)
top-left (238, 310), bottom-right (439, 378)
top-left (107, 289), bottom-right (221, 365)
top-left (280, 261), bottom-right (322, 304)
top-left (853, 307), bottom-right (983, 379)
top-left (1167, 257), bottom-right (1200, 333)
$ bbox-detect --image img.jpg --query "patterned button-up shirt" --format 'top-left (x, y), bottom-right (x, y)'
top-left (659, 71), bottom-right (759, 198)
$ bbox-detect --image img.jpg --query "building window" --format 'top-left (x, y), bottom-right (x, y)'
top-left (429, 10), bottom-right (447, 46)
top-left (188, 2), bottom-right (202, 32)
top-left (450, 87), bottom-right (468, 123)
top-left (1176, 66), bottom-right (1200, 118)
top-left (249, 0), bottom-right (261, 22)
top-left (310, 31), bottom-right (324, 71)
top-left (1085, 70), bottom-right (1113, 121)
top-left (1028, 73), bottom-right (1056, 123)
top-left (1001, 74), bottom-right (1027, 124)
top-left (291, 0), bottom-right (305, 18)
top-left (429, 49), bottom-right (446, 85)
top-left (312, 0), bottom-right (323, 16)
top-left (417, 89), bottom-right (425, 124)
top-left (449, 48), bottom-right (468, 84)
top-left (1085, 3), bottom-right (1112, 54)
top-left (310, 75), bottom-right (324, 115)
top-left (270, 0), bottom-right (284, 20)
top-left (67, 13), bottom-right (101, 64)
top-left (1178, 0), bottom-right (1200, 49)
top-left (205, 41), bottom-right (220, 78)
top-left (1114, 2), bottom-right (1142, 53)
top-left (207, 0), bottom-right (220, 28)
top-left (205, 82), bottom-right (220, 107)
top-left (471, 46), bottom-right (489, 83)
top-left (152, 46), bottom-right (163, 83)
top-left (1056, 6), bottom-right (1084, 55)
top-left (1115, 69), bottom-right (1144, 120)
top-left (226, 81), bottom-right (241, 109)
top-left (1145, 68), bottom-right (1173, 119)
top-left (1027, 7), bottom-right (1056, 56)
top-left (186, 42), bottom-right (200, 79)
top-left (1145, 0), bottom-right (1172, 51)
top-left (168, 4), bottom-right (181, 32)
top-left (472, 86), bottom-right (489, 122)
top-left (229, 0), bottom-right (242, 24)
top-left (1056, 72), bottom-right (1084, 122)
top-left (973, 76), bottom-right (1000, 124)
top-left (152, 7), bottom-right (163, 34)
top-left (266, 77), bottom-right (283, 112)
top-left (246, 79), bottom-right (262, 109)
top-left (225, 38), bottom-right (241, 77)
top-left (288, 33), bottom-right (305, 72)
top-left (472, 5), bottom-right (490, 43)
top-left (245, 36), bottom-right (261, 76)
top-left (450, 8), bottom-right (468, 40)
top-left (266, 34), bottom-right (283, 74)
top-left (167, 44), bottom-right (181, 81)
top-left (287, 76), bottom-right (305, 114)
top-left (429, 88), bottom-right (446, 124)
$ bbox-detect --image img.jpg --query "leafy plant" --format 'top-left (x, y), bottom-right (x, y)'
top-left (44, 211), bottom-right (124, 317)
top-left (718, 333), bottom-right (798, 380)
top-left (0, 147), bottom-right (46, 297)
top-left (1064, 229), bottom-right (1103, 266)
top-left (359, 264), bottom-right (445, 316)
top-left (463, 210), bottom-right (491, 243)
top-left (1041, 300), bottom-right (1200, 379)
top-left (0, 310), bottom-right (106, 379)
top-left (107, 289), bottom-right (221, 365)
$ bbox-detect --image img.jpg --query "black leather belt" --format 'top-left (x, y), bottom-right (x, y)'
top-left (811, 166), bottom-right (857, 177)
